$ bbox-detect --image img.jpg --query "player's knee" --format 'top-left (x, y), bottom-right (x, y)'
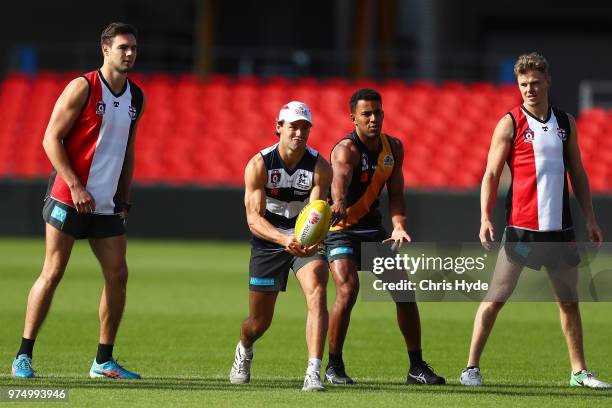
top-left (311, 280), bottom-right (327, 297)
top-left (39, 266), bottom-right (65, 288)
top-left (104, 262), bottom-right (128, 287)
top-left (337, 279), bottom-right (359, 306)
top-left (40, 259), bottom-right (68, 287)
top-left (396, 300), bottom-right (417, 312)
top-left (306, 284), bottom-right (327, 311)
top-left (558, 301), bottom-right (579, 313)
top-left (483, 301), bottom-right (505, 314)
top-left (251, 316), bottom-right (273, 335)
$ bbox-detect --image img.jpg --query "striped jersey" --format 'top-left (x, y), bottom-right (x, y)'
top-left (330, 131), bottom-right (396, 231)
top-left (252, 143), bottom-right (319, 250)
top-left (505, 105), bottom-right (573, 231)
top-left (47, 70), bottom-right (144, 214)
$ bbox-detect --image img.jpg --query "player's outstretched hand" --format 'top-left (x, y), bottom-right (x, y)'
top-left (479, 219), bottom-right (495, 250)
top-left (330, 201), bottom-right (347, 226)
top-left (382, 226), bottom-right (412, 251)
top-left (71, 184), bottom-right (96, 213)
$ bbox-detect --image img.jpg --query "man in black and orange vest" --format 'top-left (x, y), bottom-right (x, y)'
top-left (324, 88), bottom-right (445, 385)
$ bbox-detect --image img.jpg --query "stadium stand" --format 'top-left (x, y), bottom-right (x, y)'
top-left (0, 72), bottom-right (609, 192)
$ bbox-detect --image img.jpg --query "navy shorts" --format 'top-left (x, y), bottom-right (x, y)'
top-left (325, 228), bottom-right (388, 270)
top-left (325, 228), bottom-right (415, 302)
top-left (43, 197), bottom-right (126, 240)
top-left (502, 226), bottom-right (580, 270)
top-left (249, 245), bottom-right (327, 292)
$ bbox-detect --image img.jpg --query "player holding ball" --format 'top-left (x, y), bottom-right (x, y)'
top-left (229, 101), bottom-right (332, 392)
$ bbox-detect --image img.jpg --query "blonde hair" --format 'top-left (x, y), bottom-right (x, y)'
top-left (513, 52), bottom-right (549, 77)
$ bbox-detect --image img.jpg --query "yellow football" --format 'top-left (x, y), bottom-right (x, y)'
top-left (294, 200), bottom-right (332, 246)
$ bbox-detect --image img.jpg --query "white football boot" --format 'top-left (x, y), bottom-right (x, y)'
top-left (302, 370), bottom-right (326, 392)
top-left (230, 342), bottom-right (252, 384)
top-left (570, 370), bottom-right (611, 388)
top-left (460, 367), bottom-right (482, 386)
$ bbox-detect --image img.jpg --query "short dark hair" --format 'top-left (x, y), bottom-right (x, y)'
top-left (275, 119), bottom-right (285, 136)
top-left (349, 88), bottom-right (382, 113)
top-left (101, 22), bottom-right (138, 47)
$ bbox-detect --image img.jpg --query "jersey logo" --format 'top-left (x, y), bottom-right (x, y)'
top-left (383, 155), bottom-right (394, 167)
top-left (270, 170), bottom-right (281, 186)
top-left (95, 101), bottom-right (106, 115)
top-left (296, 172), bottom-right (311, 189)
top-left (360, 172), bottom-right (369, 182)
top-left (523, 128), bottom-right (535, 143)
top-left (128, 105), bottom-right (137, 120)
top-left (542, 125), bottom-right (548, 131)
top-left (557, 127), bottom-right (567, 141)
top-left (113, 101), bottom-right (120, 107)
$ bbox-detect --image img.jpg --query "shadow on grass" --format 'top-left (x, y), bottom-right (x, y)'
top-left (0, 376), bottom-right (610, 398)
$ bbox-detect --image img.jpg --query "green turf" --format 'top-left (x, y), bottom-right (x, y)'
top-left (0, 238), bottom-right (611, 407)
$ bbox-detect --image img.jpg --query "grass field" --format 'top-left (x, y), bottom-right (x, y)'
top-left (1, 238), bottom-right (611, 407)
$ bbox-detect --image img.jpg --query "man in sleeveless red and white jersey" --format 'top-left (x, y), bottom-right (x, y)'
top-left (11, 22), bottom-right (145, 380)
top-left (460, 53), bottom-right (609, 388)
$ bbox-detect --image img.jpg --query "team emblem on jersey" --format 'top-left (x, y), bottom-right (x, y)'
top-left (128, 105), bottom-right (137, 120)
top-left (295, 171), bottom-right (311, 190)
top-left (522, 128), bottom-right (535, 143)
top-left (361, 153), bottom-right (369, 171)
top-left (270, 169), bottom-right (281, 186)
top-left (557, 127), bottom-right (567, 141)
top-left (383, 155), bottom-right (394, 167)
top-left (95, 101), bottom-right (106, 115)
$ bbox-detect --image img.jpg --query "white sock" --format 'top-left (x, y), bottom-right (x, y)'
top-left (239, 341), bottom-right (253, 356)
top-left (307, 358), bottom-right (322, 374)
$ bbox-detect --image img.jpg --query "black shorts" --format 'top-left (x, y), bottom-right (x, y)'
top-left (325, 228), bottom-right (388, 270)
top-left (249, 245), bottom-right (327, 292)
top-left (43, 197), bottom-right (126, 240)
top-left (325, 228), bottom-right (415, 302)
top-left (502, 226), bottom-right (580, 271)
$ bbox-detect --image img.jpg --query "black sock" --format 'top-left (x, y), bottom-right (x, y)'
top-left (408, 349), bottom-right (423, 368)
top-left (328, 352), bottom-right (344, 367)
top-left (96, 344), bottom-right (114, 364)
top-left (467, 366), bottom-right (478, 370)
top-left (17, 337), bottom-right (35, 359)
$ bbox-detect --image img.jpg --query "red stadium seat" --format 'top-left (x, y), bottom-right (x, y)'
top-left (1, 72), bottom-right (611, 192)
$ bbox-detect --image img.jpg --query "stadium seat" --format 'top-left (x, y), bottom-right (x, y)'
top-left (0, 72), bottom-right (610, 192)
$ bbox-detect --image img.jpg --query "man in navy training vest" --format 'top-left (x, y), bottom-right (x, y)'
top-left (229, 101), bottom-right (332, 392)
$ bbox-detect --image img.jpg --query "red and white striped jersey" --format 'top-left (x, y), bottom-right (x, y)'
top-left (505, 105), bottom-right (573, 231)
top-left (47, 70), bottom-right (144, 214)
